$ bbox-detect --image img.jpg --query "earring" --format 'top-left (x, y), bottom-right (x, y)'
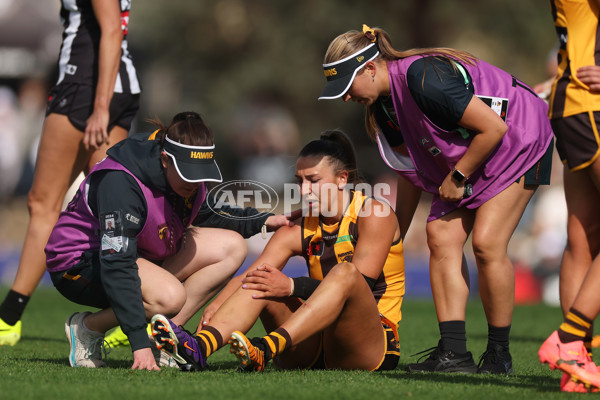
top-left (372, 75), bottom-right (375, 82)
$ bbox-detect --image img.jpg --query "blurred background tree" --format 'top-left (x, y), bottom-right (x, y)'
top-left (0, 0), bottom-right (557, 184)
top-left (125, 0), bottom-right (557, 179)
top-left (0, 0), bottom-right (563, 299)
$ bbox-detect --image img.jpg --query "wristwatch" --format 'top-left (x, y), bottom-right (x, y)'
top-left (451, 168), bottom-right (467, 183)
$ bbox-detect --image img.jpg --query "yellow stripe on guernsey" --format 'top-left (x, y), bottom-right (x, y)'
top-left (302, 191), bottom-right (405, 329)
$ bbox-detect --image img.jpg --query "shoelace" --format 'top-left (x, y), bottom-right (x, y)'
top-left (477, 348), bottom-right (497, 368)
top-left (410, 346), bottom-right (440, 363)
top-left (86, 337), bottom-right (111, 361)
top-left (177, 325), bottom-right (195, 337)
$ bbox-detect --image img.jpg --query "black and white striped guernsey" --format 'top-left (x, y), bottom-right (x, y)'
top-left (56, 0), bottom-right (140, 94)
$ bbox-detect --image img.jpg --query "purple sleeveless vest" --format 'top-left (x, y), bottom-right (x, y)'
top-left (376, 56), bottom-right (553, 221)
top-left (46, 157), bottom-right (206, 272)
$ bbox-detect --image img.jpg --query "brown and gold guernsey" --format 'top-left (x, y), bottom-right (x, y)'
top-left (301, 190), bottom-right (405, 329)
top-left (549, 0), bottom-right (600, 119)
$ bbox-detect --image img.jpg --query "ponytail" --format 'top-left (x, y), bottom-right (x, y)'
top-left (325, 25), bottom-right (478, 140)
top-left (298, 129), bottom-right (361, 184)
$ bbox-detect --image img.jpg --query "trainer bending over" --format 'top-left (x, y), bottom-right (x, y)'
top-left (319, 25), bottom-right (554, 374)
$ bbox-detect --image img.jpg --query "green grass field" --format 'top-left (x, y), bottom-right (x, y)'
top-left (0, 287), bottom-right (574, 399)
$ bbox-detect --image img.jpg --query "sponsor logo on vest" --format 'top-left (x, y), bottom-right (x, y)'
top-left (306, 241), bottom-right (324, 257)
top-left (158, 224), bottom-right (168, 240)
top-left (428, 146), bottom-right (441, 156)
top-left (65, 64), bottom-right (77, 75)
top-left (125, 213), bottom-right (140, 225)
top-left (190, 151), bottom-right (213, 160)
top-left (338, 250), bottom-right (353, 262)
top-left (335, 234), bottom-right (353, 244)
top-left (324, 68), bottom-right (337, 77)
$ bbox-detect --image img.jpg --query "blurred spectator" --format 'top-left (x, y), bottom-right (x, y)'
top-left (533, 46), bottom-right (559, 102)
top-left (13, 78), bottom-right (47, 196)
top-left (228, 92), bottom-right (300, 189)
top-left (0, 87), bottom-right (21, 201)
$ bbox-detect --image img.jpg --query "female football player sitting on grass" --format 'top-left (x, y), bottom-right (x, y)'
top-left (151, 129), bottom-right (405, 372)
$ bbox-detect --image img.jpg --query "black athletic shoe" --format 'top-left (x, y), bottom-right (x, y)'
top-left (406, 341), bottom-right (477, 373)
top-left (477, 343), bottom-right (513, 375)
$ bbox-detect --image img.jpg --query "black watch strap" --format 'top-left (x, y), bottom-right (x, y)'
top-left (451, 168), bottom-right (466, 183)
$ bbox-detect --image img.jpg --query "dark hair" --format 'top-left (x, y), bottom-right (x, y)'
top-left (298, 129), bottom-right (361, 184)
top-left (150, 111), bottom-right (214, 149)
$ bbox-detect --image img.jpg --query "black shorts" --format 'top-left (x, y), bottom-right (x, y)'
top-left (522, 137), bottom-right (554, 186)
top-left (49, 251), bottom-right (110, 310)
top-left (552, 112), bottom-right (600, 171)
top-left (46, 82), bottom-right (140, 132)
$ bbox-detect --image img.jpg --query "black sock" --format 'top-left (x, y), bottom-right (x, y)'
top-left (0, 290), bottom-right (30, 325)
top-left (488, 324), bottom-right (511, 349)
top-left (439, 320), bottom-right (467, 354)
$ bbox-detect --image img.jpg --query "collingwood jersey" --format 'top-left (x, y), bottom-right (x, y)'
top-left (56, 0), bottom-right (140, 94)
top-left (301, 191), bottom-right (405, 328)
top-left (549, 0), bottom-right (600, 118)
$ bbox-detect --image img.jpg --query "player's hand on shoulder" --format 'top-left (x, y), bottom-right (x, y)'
top-left (264, 208), bottom-right (302, 232)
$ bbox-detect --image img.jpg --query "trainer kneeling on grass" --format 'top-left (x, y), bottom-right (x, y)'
top-left (151, 129), bottom-right (405, 372)
top-left (44, 111), bottom-right (293, 370)
top-left (318, 25), bottom-right (554, 375)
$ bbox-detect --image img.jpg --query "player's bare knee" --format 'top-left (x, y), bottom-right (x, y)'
top-left (426, 226), bottom-right (445, 253)
top-left (153, 285), bottom-right (186, 317)
top-left (224, 231), bottom-right (247, 263)
top-left (329, 262), bottom-right (361, 289)
top-left (214, 232), bottom-right (247, 276)
top-left (472, 235), bottom-right (504, 267)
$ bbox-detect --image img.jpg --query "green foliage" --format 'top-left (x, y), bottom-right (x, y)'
top-left (0, 287), bottom-right (575, 399)
top-left (128, 1), bottom-right (555, 130)
top-left (125, 1), bottom-right (557, 182)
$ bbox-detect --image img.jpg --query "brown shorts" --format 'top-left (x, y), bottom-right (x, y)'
top-left (372, 316), bottom-right (400, 371)
top-left (46, 82), bottom-right (140, 133)
top-left (305, 315), bottom-right (400, 371)
top-left (552, 111), bottom-right (600, 171)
